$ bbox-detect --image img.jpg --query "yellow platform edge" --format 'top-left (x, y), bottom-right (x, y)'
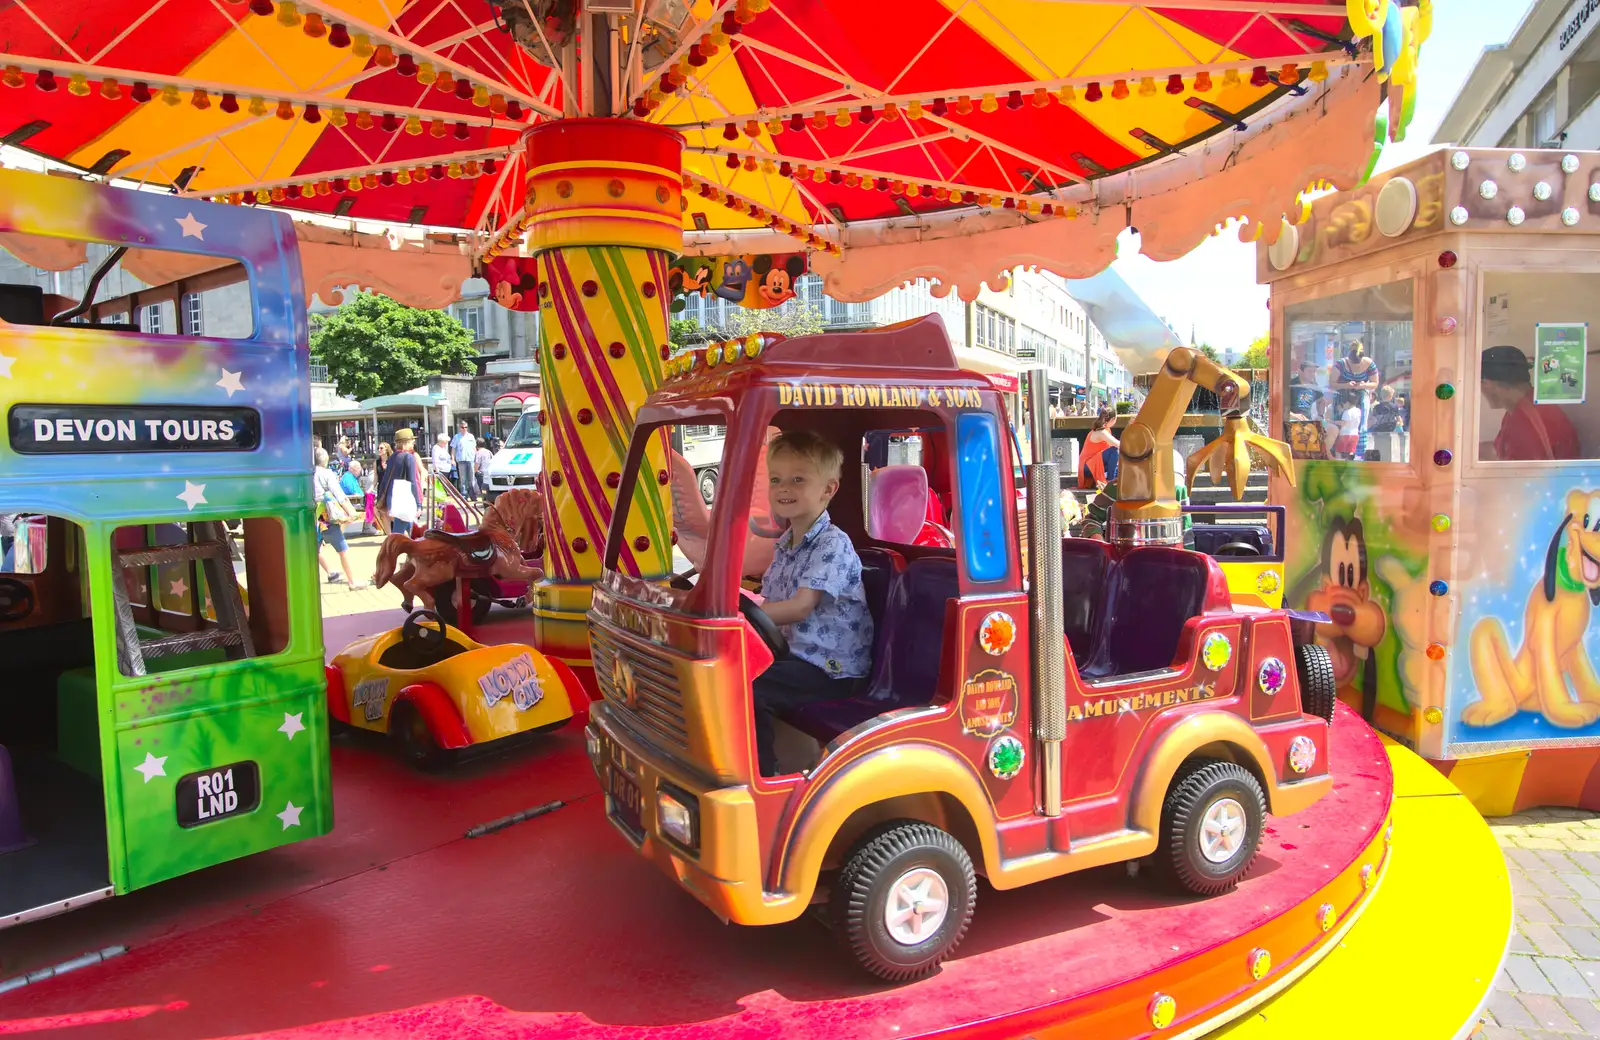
top-left (1205, 739), bottom-right (1512, 1040)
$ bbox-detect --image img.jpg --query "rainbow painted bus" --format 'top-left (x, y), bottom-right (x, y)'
top-left (0, 169), bottom-right (330, 927)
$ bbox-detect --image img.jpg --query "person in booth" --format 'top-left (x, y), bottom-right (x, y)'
top-left (750, 431), bottom-right (874, 777)
top-left (1480, 346), bottom-right (1579, 462)
top-left (1079, 407), bottom-right (1119, 488)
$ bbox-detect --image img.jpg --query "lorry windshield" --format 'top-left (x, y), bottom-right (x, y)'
top-left (504, 412), bottom-right (542, 449)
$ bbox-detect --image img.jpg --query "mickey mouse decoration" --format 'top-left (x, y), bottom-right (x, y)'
top-left (668, 252), bottom-right (807, 312)
top-left (483, 255), bottom-right (539, 312)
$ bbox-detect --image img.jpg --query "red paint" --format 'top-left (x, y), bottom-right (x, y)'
top-left (547, 654), bottom-right (592, 731)
top-left (324, 663), bottom-right (350, 724)
top-left (0, 705), bottom-right (1388, 1040)
top-left (394, 683), bottom-right (471, 749)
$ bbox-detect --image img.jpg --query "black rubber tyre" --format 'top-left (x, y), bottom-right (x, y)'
top-left (389, 700), bottom-right (445, 771)
top-left (1295, 642), bottom-right (1337, 723)
top-left (830, 821), bottom-right (976, 981)
top-left (697, 467), bottom-right (718, 504)
top-left (429, 582), bottom-right (494, 626)
top-left (1156, 760), bottom-right (1265, 897)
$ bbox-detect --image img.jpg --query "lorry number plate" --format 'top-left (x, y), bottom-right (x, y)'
top-left (175, 761), bottom-right (261, 828)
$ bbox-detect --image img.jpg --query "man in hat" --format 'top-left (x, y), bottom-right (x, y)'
top-left (1480, 345), bottom-right (1579, 461)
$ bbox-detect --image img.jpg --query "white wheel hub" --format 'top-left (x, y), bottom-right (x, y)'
top-left (883, 867), bottom-right (949, 946)
top-left (1199, 797), bottom-right (1248, 864)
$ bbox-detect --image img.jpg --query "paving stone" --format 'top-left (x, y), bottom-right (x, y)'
top-left (1509, 955), bottom-right (1560, 995)
top-left (1496, 967), bottom-right (1518, 992)
top-left (1513, 929), bottom-right (1539, 954)
top-left (1525, 839), bottom-right (1575, 851)
top-left (1520, 993), bottom-right (1580, 1031)
top-left (1493, 990), bottom-right (1542, 1027)
top-left (1560, 873), bottom-right (1600, 900)
top-left (1544, 897), bottom-right (1597, 927)
top-left (1553, 925), bottom-right (1600, 959)
top-left (1567, 851), bottom-right (1600, 873)
top-left (1556, 996), bottom-right (1600, 1034)
top-left (1511, 848), bottom-right (1556, 871)
top-left (1525, 923), bottom-right (1578, 958)
top-left (1579, 900), bottom-right (1600, 924)
top-left (1524, 899), bottom-right (1559, 924)
top-left (1536, 957), bottom-right (1597, 998)
top-left (1574, 960), bottom-right (1600, 987)
top-left (1478, 1026), bottom-right (1521, 1040)
top-left (1538, 850), bottom-right (1583, 872)
top-left (1566, 840), bottom-right (1600, 853)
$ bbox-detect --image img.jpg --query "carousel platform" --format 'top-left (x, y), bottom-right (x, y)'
top-left (0, 612), bottom-right (1508, 1040)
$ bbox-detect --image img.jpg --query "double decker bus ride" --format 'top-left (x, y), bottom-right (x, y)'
top-left (0, 169), bottom-right (331, 927)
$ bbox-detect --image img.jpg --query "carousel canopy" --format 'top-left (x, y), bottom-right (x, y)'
top-left (0, 0), bottom-right (1428, 298)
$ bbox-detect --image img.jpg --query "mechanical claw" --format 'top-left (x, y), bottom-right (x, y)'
top-left (1187, 414), bottom-right (1297, 501)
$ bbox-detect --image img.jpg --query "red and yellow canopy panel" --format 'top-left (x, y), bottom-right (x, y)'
top-left (0, 0), bottom-right (1403, 260)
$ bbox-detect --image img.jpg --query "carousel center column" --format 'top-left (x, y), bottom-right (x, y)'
top-left (524, 119), bottom-right (680, 682)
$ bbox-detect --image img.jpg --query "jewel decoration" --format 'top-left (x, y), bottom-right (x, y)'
top-left (1201, 632), bottom-right (1233, 671)
top-left (1564, 208), bottom-right (1581, 226)
top-left (1288, 735), bottom-right (1316, 774)
top-left (1478, 180), bottom-right (1497, 200)
top-left (1257, 657), bottom-right (1286, 696)
top-left (1148, 993), bottom-right (1177, 1030)
top-left (1256, 570), bottom-right (1281, 595)
top-left (988, 735), bottom-right (1024, 780)
top-left (1591, 184), bottom-right (1600, 203)
top-left (1318, 902), bottom-right (1335, 932)
top-left (1449, 206), bottom-right (1468, 225)
top-left (1432, 512), bottom-right (1453, 532)
top-left (1429, 580), bottom-right (1448, 596)
top-left (1564, 154), bottom-right (1581, 174)
top-left (1433, 449), bottom-right (1452, 466)
top-left (979, 611), bottom-right (1016, 656)
top-left (1450, 150), bottom-right (1469, 171)
top-left (1507, 205), bottom-right (1525, 226)
top-left (1424, 706), bottom-right (1444, 724)
top-left (1249, 948), bottom-right (1271, 981)
top-left (1435, 383), bottom-right (1455, 400)
top-left (1533, 181), bottom-right (1552, 201)
top-left (1426, 643), bottom-right (1445, 660)
top-left (1508, 152), bottom-right (1526, 172)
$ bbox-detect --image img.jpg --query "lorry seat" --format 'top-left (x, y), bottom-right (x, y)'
top-left (1190, 523), bottom-right (1273, 557)
top-left (783, 556), bottom-right (957, 744)
top-left (856, 547), bottom-right (903, 633)
top-left (1079, 547), bottom-right (1218, 680)
top-left (1061, 538), bottom-right (1113, 661)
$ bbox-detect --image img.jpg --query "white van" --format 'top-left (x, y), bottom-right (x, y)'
top-left (484, 393), bottom-right (541, 502)
top-left (678, 423), bottom-right (724, 503)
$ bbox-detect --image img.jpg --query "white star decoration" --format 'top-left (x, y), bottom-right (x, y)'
top-left (176, 212), bottom-right (207, 240)
top-left (177, 481), bottom-right (208, 511)
top-left (169, 577), bottom-right (188, 597)
top-left (279, 712), bottom-right (305, 741)
top-left (216, 369), bottom-right (245, 397)
top-left (133, 752), bottom-right (167, 783)
top-left (0, 354), bottom-right (14, 379)
top-left (277, 801), bottom-right (303, 829)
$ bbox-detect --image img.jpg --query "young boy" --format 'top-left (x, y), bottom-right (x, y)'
top-left (752, 430), bottom-right (874, 776)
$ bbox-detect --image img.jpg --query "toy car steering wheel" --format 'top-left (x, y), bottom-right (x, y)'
top-left (669, 567), bottom-right (698, 591)
top-left (738, 592), bottom-right (789, 659)
top-left (402, 609), bottom-right (449, 658)
top-left (0, 578), bottom-right (34, 622)
top-left (1216, 542), bottom-right (1262, 557)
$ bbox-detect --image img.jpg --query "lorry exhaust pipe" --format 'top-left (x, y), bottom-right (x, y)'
top-left (1024, 369), bottom-right (1066, 817)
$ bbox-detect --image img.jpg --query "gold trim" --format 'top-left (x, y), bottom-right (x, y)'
top-left (530, 160), bottom-right (680, 179)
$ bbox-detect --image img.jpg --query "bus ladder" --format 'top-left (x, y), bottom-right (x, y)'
top-left (110, 521), bottom-right (254, 677)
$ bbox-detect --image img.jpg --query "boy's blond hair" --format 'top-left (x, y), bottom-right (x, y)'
top-left (767, 430), bottom-right (844, 481)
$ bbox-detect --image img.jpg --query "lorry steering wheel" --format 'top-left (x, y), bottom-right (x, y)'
top-left (1215, 542), bottom-right (1262, 557)
top-left (0, 578), bottom-right (34, 622)
top-left (738, 592), bottom-right (789, 659)
top-left (402, 608), bottom-right (449, 659)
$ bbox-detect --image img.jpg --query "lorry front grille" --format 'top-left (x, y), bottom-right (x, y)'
top-left (591, 626), bottom-right (690, 752)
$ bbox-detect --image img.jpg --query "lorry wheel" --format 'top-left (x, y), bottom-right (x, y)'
top-left (1295, 643), bottom-right (1337, 723)
top-left (697, 467), bottom-right (718, 504)
top-left (1156, 760), bottom-right (1265, 897)
top-left (389, 701), bottom-right (445, 771)
top-left (830, 821), bottom-right (976, 981)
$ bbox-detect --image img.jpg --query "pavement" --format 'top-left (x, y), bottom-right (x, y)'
top-left (1484, 810), bottom-right (1600, 1038)
top-left (316, 528), bottom-right (409, 618)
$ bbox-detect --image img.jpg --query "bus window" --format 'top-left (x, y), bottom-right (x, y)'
top-left (112, 518), bottom-right (291, 677)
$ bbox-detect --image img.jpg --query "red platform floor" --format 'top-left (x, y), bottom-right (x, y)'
top-left (0, 612), bottom-right (1391, 1040)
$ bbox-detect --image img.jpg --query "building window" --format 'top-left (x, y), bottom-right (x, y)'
top-left (1535, 94), bottom-right (1559, 145)
top-left (456, 303), bottom-right (485, 340)
top-left (142, 304), bottom-right (164, 335)
top-left (181, 293), bottom-right (203, 336)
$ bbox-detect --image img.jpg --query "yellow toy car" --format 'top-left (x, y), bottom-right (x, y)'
top-left (325, 609), bottom-right (585, 769)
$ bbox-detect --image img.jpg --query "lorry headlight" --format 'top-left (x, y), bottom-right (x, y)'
top-left (656, 784), bottom-right (698, 849)
top-left (585, 729), bottom-right (601, 763)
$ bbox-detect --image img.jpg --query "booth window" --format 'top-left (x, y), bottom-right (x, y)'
top-left (1476, 272), bottom-right (1599, 463)
top-left (861, 424), bottom-right (950, 546)
top-left (956, 412), bottom-right (1010, 582)
top-left (1283, 281), bottom-right (1414, 463)
top-left (113, 518), bottom-right (291, 676)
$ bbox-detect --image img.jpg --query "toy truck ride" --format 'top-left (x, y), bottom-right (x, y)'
top-left (585, 316), bottom-right (1335, 979)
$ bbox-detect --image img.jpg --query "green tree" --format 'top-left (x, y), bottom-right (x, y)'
top-left (669, 317), bottom-right (710, 349)
top-left (719, 301), bottom-right (826, 339)
top-left (1196, 343), bottom-right (1222, 363)
top-left (309, 292), bottom-right (478, 400)
top-left (1240, 333), bottom-right (1270, 371)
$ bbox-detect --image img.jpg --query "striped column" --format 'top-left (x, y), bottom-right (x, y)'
top-left (524, 120), bottom-right (680, 676)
